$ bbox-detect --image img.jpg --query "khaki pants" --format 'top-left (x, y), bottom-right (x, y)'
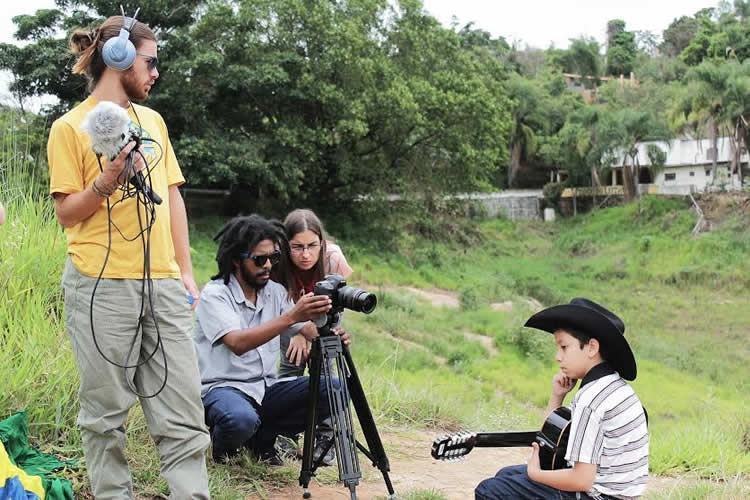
top-left (62, 258), bottom-right (210, 499)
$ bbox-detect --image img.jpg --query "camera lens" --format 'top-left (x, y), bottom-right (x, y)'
top-left (339, 286), bottom-right (377, 314)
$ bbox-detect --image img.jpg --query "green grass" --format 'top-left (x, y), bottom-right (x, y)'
top-left (187, 196), bottom-right (750, 482)
top-left (381, 489), bottom-right (447, 500)
top-left (0, 115), bottom-right (79, 443)
top-left (647, 478), bottom-right (750, 499)
top-left (3, 125), bottom-right (749, 499)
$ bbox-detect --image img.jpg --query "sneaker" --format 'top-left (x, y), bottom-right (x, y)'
top-left (275, 434), bottom-right (301, 460)
top-left (313, 434), bottom-right (336, 467)
top-left (257, 447), bottom-right (285, 467)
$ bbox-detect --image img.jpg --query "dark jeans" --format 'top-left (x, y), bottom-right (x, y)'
top-left (475, 465), bottom-right (601, 500)
top-left (203, 377), bottom-right (332, 460)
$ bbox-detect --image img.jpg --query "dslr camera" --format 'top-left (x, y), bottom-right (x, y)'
top-left (313, 274), bottom-right (376, 329)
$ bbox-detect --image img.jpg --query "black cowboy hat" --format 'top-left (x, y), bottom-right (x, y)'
top-left (524, 298), bottom-right (637, 381)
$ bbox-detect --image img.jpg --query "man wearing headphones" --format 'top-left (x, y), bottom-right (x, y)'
top-left (46, 10), bottom-right (210, 499)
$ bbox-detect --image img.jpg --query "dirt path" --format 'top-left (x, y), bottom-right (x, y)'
top-left (463, 331), bottom-right (498, 356)
top-left (266, 428), bottom-right (527, 499)
top-left (380, 285), bottom-right (542, 314)
top-left (260, 428), bottom-right (731, 499)
top-left (400, 286), bottom-right (460, 308)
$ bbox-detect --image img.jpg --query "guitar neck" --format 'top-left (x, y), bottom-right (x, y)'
top-left (473, 432), bottom-right (538, 448)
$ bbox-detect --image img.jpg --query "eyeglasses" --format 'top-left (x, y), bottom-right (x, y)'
top-left (238, 250), bottom-right (281, 267)
top-left (290, 242), bottom-right (321, 254)
top-left (136, 53), bottom-right (158, 71)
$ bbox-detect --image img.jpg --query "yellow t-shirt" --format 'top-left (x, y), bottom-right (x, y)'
top-left (48, 96), bottom-right (185, 278)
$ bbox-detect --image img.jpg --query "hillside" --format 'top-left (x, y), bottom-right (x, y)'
top-left (189, 195), bottom-right (749, 497)
top-left (2, 193), bottom-right (749, 498)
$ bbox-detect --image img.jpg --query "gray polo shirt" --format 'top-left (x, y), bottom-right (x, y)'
top-left (193, 274), bottom-right (302, 403)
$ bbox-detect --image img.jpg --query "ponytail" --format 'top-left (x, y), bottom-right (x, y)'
top-left (70, 28), bottom-right (99, 76)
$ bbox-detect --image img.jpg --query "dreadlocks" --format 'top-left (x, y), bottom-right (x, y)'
top-left (212, 215), bottom-right (288, 285)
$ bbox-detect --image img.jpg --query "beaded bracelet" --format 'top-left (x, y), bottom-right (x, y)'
top-left (91, 178), bottom-right (115, 198)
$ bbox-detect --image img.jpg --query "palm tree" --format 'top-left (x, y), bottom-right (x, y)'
top-left (613, 109), bottom-right (669, 200)
top-left (556, 106), bottom-right (609, 187)
top-left (673, 60), bottom-right (750, 188)
top-left (720, 60), bottom-right (750, 186)
top-left (506, 74), bottom-right (547, 187)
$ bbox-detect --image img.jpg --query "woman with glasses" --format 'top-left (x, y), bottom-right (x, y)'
top-left (274, 208), bottom-right (353, 464)
top-left (279, 208), bottom-right (353, 371)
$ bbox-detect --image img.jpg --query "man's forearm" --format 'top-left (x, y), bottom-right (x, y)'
top-left (53, 170), bottom-right (120, 227)
top-left (54, 185), bottom-right (105, 227)
top-left (169, 185), bottom-right (193, 277)
top-left (223, 313), bottom-right (298, 355)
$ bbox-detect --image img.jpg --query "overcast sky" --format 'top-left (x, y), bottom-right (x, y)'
top-left (1, 0), bottom-right (720, 46)
top-left (421, 0), bottom-right (717, 49)
top-left (0, 0), bottom-right (721, 107)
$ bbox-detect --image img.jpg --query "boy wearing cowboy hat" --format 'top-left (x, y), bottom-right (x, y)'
top-left (475, 298), bottom-right (649, 499)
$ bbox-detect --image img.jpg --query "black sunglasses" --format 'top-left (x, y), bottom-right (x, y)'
top-left (238, 250), bottom-right (281, 267)
top-left (136, 53), bottom-right (158, 71)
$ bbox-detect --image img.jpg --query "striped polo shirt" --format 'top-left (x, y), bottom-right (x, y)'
top-left (566, 363), bottom-right (649, 499)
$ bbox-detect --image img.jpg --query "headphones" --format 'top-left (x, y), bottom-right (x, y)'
top-left (101, 6), bottom-right (141, 71)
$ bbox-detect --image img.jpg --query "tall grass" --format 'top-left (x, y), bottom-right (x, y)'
top-left (0, 111), bottom-right (78, 442)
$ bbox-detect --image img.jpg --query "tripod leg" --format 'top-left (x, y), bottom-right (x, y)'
top-left (343, 345), bottom-right (396, 497)
top-left (300, 335), bottom-right (363, 499)
top-left (299, 338), bottom-right (322, 498)
top-left (320, 336), bottom-right (361, 492)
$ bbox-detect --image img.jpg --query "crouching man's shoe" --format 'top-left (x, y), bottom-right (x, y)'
top-left (313, 435), bottom-right (336, 467)
top-left (256, 447), bottom-right (285, 467)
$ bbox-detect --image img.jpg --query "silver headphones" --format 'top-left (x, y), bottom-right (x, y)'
top-left (101, 6), bottom-right (141, 71)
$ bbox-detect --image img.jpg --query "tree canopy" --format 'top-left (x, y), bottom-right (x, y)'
top-left (0, 0), bottom-right (513, 212)
top-left (2, 0), bottom-right (748, 210)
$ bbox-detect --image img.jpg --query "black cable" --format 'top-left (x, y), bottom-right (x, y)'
top-left (87, 103), bottom-right (169, 399)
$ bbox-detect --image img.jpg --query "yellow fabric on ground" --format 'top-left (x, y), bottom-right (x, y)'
top-left (0, 441), bottom-right (45, 499)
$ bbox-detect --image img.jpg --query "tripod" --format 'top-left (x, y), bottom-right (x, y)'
top-left (299, 322), bottom-right (396, 500)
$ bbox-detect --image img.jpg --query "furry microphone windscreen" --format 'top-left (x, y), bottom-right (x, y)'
top-left (81, 101), bottom-right (131, 160)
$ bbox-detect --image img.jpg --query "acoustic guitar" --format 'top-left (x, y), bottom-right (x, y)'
top-left (430, 406), bottom-right (571, 470)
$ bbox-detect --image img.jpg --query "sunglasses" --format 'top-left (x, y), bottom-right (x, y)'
top-left (238, 250), bottom-right (281, 267)
top-left (136, 53), bottom-right (158, 71)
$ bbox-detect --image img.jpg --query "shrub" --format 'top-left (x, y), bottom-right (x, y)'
top-left (509, 325), bottom-right (553, 361)
top-left (459, 286), bottom-right (481, 311)
top-left (542, 181), bottom-right (563, 210)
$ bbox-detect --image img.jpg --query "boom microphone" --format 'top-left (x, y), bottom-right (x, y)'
top-left (81, 101), bottom-right (162, 204)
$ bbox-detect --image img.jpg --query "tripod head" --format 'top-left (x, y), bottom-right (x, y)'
top-left (313, 274), bottom-right (377, 332)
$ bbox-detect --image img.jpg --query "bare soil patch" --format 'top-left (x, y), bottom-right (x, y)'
top-left (695, 192), bottom-right (750, 232)
top-left (401, 287), bottom-right (460, 308)
top-left (462, 331), bottom-right (498, 356)
top-left (265, 428), bottom-right (526, 499)
top-left (262, 429), bottom-right (732, 499)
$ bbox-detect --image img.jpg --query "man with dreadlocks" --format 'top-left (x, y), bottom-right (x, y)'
top-left (193, 214), bottom-right (340, 465)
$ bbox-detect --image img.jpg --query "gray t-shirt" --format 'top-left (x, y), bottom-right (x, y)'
top-left (193, 274), bottom-right (302, 403)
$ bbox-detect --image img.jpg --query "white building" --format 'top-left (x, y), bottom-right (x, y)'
top-left (611, 137), bottom-right (747, 193)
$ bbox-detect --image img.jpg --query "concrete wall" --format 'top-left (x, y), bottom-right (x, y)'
top-left (182, 188), bottom-right (544, 221)
top-left (641, 183), bottom-right (695, 196)
top-left (653, 165), bottom-right (742, 191)
top-left (458, 191), bottom-right (542, 220)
